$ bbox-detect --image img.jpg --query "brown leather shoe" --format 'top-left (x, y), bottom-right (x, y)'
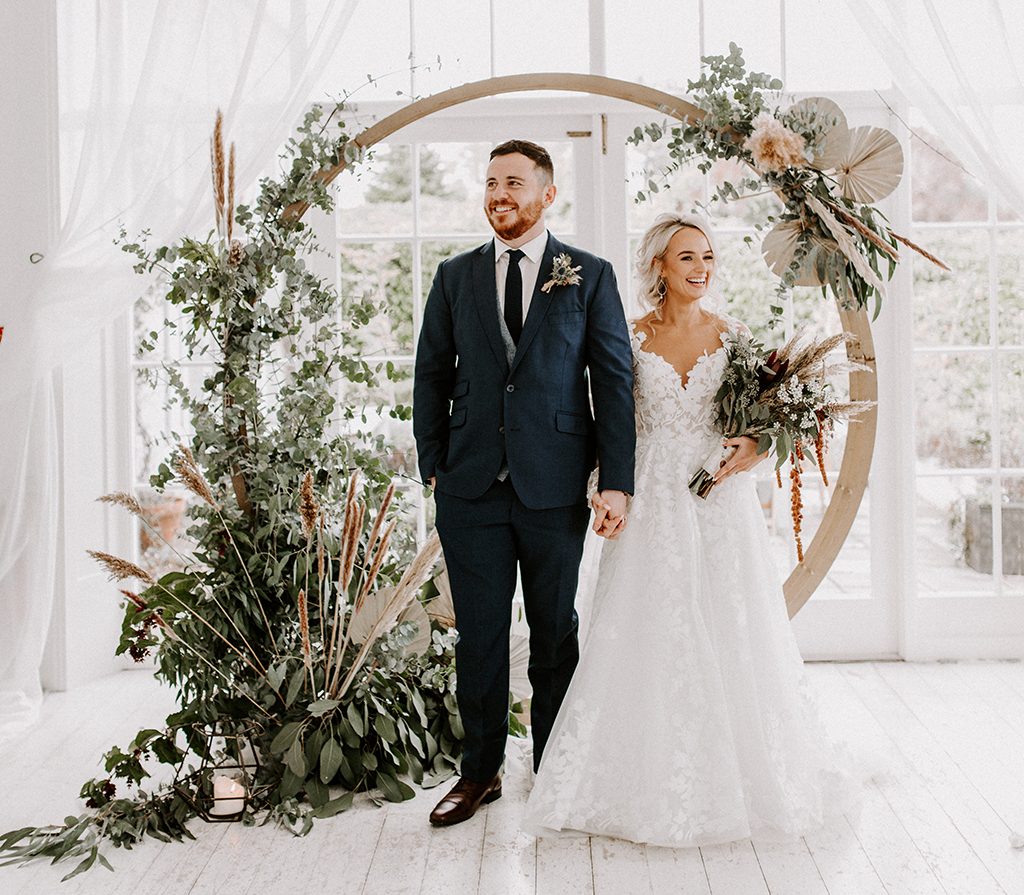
top-left (428, 774), bottom-right (502, 826)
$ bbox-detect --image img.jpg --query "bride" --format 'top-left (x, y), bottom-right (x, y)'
top-left (522, 213), bottom-right (858, 847)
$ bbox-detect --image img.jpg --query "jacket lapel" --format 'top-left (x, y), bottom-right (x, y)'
top-left (472, 241), bottom-right (509, 372)
top-left (509, 233), bottom-right (560, 375)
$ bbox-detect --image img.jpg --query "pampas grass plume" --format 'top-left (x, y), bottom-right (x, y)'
top-left (88, 550), bottom-right (155, 585)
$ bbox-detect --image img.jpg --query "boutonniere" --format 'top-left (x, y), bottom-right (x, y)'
top-left (540, 253), bottom-right (583, 293)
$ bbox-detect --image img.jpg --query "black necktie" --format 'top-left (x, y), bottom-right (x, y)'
top-left (504, 249), bottom-right (525, 344)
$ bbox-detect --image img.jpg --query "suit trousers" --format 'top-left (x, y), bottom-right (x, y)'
top-left (434, 477), bottom-right (590, 781)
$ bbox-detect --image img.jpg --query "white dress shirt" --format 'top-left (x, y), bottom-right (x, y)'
top-left (494, 230), bottom-right (549, 329)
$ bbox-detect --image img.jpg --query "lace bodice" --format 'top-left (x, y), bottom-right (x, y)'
top-left (632, 326), bottom-right (728, 466)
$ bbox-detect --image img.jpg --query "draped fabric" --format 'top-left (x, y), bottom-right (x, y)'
top-left (2, 0), bottom-right (1022, 746)
top-left (0, 0), bottom-right (362, 743)
top-left (847, 0), bottom-right (1024, 220)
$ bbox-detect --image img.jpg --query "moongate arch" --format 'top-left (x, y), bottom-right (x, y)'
top-left (284, 73), bottom-right (878, 619)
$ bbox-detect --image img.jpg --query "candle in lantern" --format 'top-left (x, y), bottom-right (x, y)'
top-left (210, 774), bottom-right (245, 816)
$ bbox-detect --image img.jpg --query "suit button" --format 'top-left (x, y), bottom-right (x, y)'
top-left (506, 384), bottom-right (515, 392)
top-left (499, 426), bottom-right (505, 434)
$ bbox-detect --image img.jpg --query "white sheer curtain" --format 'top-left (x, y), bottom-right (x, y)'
top-left (0, 0), bottom-right (361, 743)
top-left (848, 0), bottom-right (1024, 219)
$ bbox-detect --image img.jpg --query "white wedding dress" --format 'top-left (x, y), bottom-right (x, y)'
top-left (522, 324), bottom-right (858, 847)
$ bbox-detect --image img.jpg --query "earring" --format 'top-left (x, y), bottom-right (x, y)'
top-left (656, 277), bottom-right (666, 297)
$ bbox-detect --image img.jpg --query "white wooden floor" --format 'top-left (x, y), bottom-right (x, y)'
top-left (3, 662), bottom-right (1024, 894)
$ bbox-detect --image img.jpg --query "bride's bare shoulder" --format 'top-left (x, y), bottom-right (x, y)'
top-left (708, 312), bottom-right (750, 339)
top-left (631, 314), bottom-right (656, 341)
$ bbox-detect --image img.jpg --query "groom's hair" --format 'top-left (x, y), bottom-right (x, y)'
top-left (490, 140), bottom-right (554, 186)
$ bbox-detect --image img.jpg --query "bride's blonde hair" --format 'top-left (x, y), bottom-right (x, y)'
top-left (635, 213), bottom-right (721, 319)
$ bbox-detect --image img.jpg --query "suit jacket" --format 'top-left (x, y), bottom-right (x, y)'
top-left (413, 233), bottom-right (635, 509)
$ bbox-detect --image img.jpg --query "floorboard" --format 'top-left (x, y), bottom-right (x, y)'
top-left (3, 662), bottom-right (1024, 895)
top-left (645, 844), bottom-right (711, 895)
top-left (752, 839), bottom-right (829, 895)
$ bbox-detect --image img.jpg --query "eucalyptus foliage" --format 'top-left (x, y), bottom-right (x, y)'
top-left (1, 106), bottom-right (466, 880)
top-left (630, 43), bottom-right (902, 322)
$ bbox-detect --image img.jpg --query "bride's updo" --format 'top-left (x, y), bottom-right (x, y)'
top-left (635, 213), bottom-right (721, 318)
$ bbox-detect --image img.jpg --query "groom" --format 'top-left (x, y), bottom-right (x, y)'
top-left (413, 140), bottom-right (635, 826)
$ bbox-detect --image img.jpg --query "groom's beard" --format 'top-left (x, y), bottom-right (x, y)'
top-left (486, 196), bottom-right (545, 242)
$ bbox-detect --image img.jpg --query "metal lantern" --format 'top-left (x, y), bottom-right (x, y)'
top-left (173, 720), bottom-right (269, 822)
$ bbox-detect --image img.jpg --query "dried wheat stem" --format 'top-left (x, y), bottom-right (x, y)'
top-left (806, 194), bottom-right (887, 299)
top-left (140, 577), bottom-right (275, 689)
top-left (819, 197), bottom-right (899, 260)
top-left (173, 444), bottom-right (220, 510)
top-left (99, 492), bottom-right (192, 564)
top-left (317, 511), bottom-right (326, 652)
top-left (364, 481), bottom-right (396, 560)
top-left (891, 232), bottom-right (951, 270)
top-left (88, 550), bottom-right (155, 585)
top-left (98, 491), bottom-right (144, 517)
top-left (299, 471), bottom-right (318, 538)
top-left (212, 110), bottom-right (226, 239)
top-left (330, 517), bottom-right (396, 695)
top-left (177, 438), bottom-right (272, 651)
top-left (325, 471), bottom-right (362, 679)
top-left (335, 530), bottom-right (442, 699)
top-left (227, 143), bottom-right (235, 245)
top-left (298, 588), bottom-right (313, 690)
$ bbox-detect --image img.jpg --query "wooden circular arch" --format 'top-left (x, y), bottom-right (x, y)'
top-left (286, 73), bottom-right (878, 618)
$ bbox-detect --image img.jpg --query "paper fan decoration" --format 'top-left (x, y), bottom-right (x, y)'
top-left (790, 97), bottom-right (850, 171)
top-left (397, 599), bottom-right (432, 657)
top-left (762, 220), bottom-right (843, 287)
top-left (836, 126), bottom-right (904, 203)
top-left (348, 585), bottom-right (433, 657)
top-left (426, 566), bottom-right (457, 629)
top-left (509, 633), bottom-right (532, 702)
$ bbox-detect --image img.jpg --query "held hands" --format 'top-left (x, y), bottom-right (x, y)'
top-left (591, 489), bottom-right (628, 540)
top-left (714, 436), bottom-right (768, 483)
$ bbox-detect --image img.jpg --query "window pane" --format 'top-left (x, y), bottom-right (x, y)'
top-left (916, 353), bottom-right (993, 469)
top-left (607, 0), bottom-right (700, 94)
top-left (312, 0), bottom-right (412, 102)
top-left (492, 0), bottom-right (588, 75)
top-left (704, 2), bottom-right (782, 81)
top-left (341, 242), bottom-right (415, 356)
top-left (339, 361), bottom-right (417, 481)
top-left (911, 131), bottom-right (988, 222)
top-left (716, 232), bottom-right (788, 337)
top-left (1000, 353), bottom-right (1024, 468)
top-left (997, 201), bottom-right (1021, 223)
top-left (420, 239), bottom-right (484, 298)
top-left (626, 145), bottom-right (705, 231)
top-left (336, 145), bottom-right (414, 236)
top-left (412, 0), bottom-right (491, 96)
top-left (998, 229), bottom-right (1024, 345)
top-left (1002, 475), bottom-right (1024, 592)
top-left (918, 474), bottom-right (995, 595)
top-left (785, 0), bottom-right (889, 91)
top-left (419, 143), bottom-right (487, 235)
top-left (708, 159), bottom-right (784, 229)
top-left (807, 486), bottom-right (872, 601)
top-left (912, 229), bottom-right (989, 347)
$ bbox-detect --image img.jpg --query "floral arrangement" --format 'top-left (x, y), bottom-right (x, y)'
top-left (688, 328), bottom-right (874, 560)
top-left (630, 43), bottom-right (947, 320)
top-left (0, 107), bottom-right (477, 880)
top-left (540, 252), bottom-right (583, 293)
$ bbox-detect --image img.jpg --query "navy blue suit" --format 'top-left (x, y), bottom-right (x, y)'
top-left (414, 233), bottom-right (635, 779)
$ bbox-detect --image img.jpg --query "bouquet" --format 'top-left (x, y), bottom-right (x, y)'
top-left (688, 327), bottom-right (874, 559)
